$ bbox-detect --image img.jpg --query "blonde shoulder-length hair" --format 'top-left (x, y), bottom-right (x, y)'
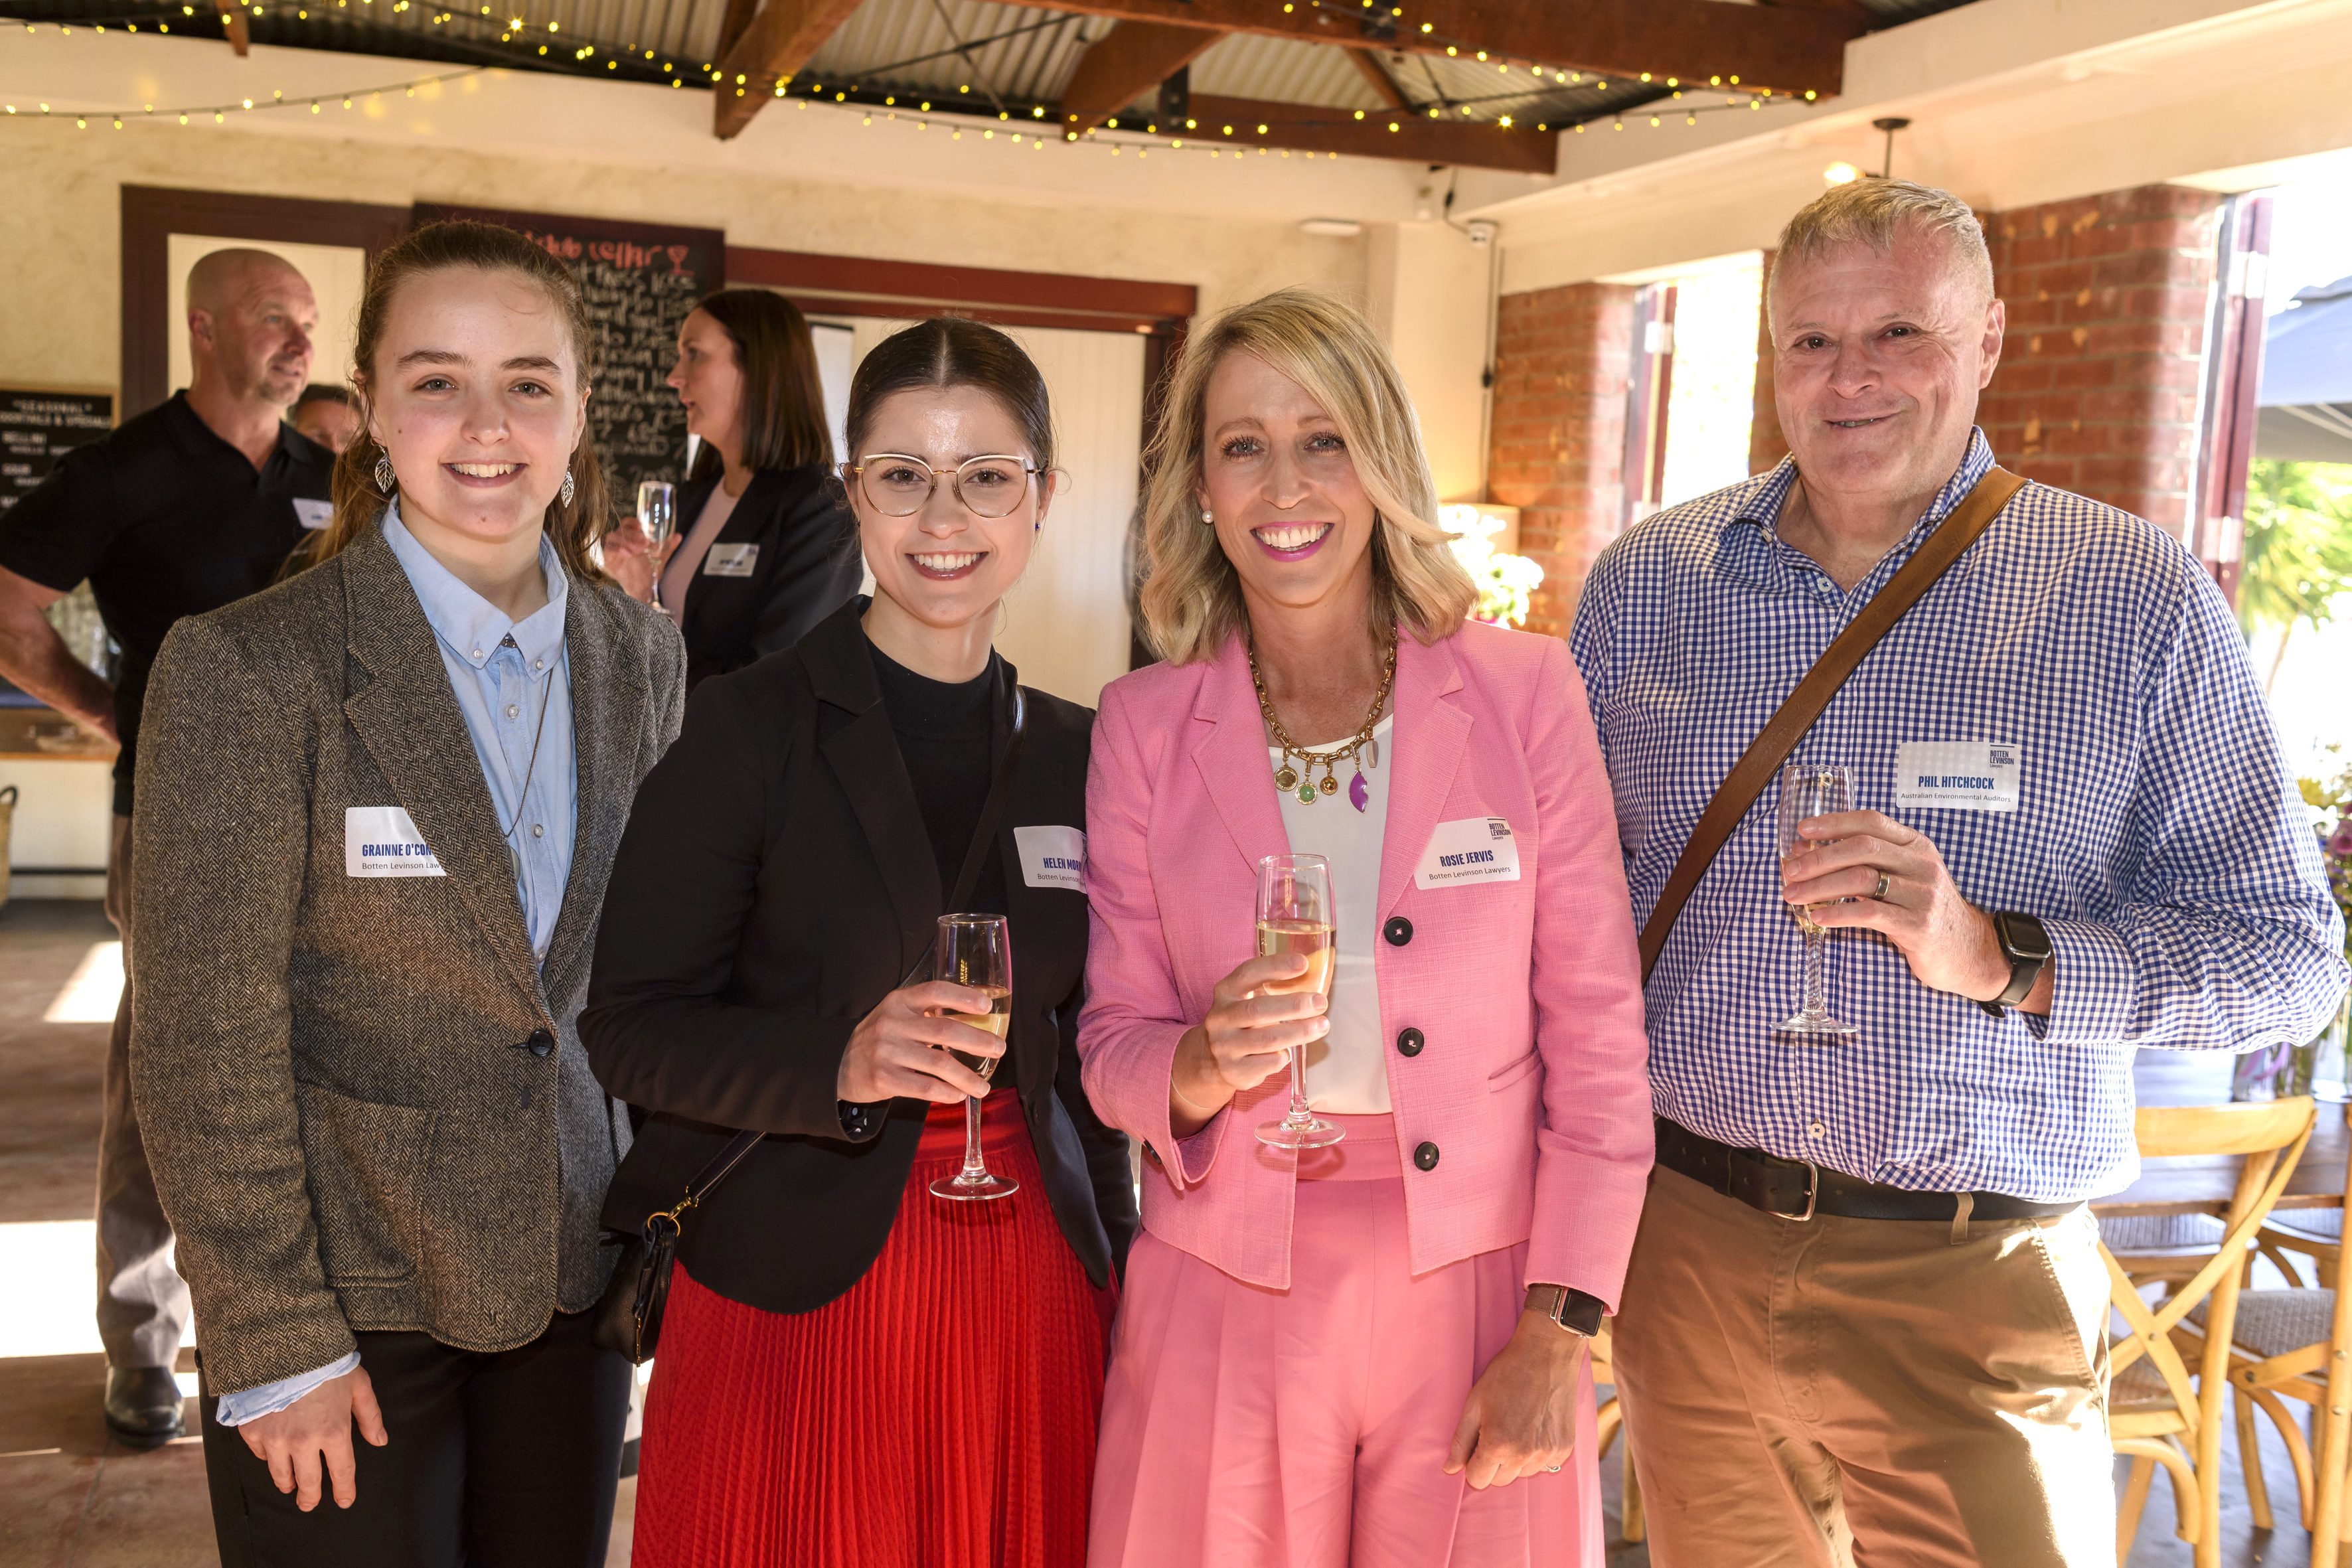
top-left (1137, 287), bottom-right (1477, 665)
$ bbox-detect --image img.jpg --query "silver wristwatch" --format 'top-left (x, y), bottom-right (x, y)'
top-left (1528, 1283), bottom-right (1605, 1338)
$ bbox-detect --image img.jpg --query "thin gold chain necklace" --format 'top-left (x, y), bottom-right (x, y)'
top-left (1249, 627), bottom-right (1397, 807)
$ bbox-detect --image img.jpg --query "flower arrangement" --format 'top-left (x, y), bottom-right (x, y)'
top-left (1441, 505), bottom-right (1545, 630)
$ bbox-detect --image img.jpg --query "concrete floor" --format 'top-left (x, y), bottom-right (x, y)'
top-left (0, 896), bottom-right (2321, 1566)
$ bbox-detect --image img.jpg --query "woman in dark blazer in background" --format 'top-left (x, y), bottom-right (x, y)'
top-left (582, 316), bottom-right (1135, 1567)
top-left (605, 289), bottom-right (862, 687)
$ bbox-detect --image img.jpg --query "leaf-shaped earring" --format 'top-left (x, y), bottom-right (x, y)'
top-left (374, 451), bottom-right (395, 495)
top-left (560, 467), bottom-right (576, 507)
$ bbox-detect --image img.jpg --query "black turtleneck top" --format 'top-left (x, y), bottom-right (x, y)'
top-left (864, 634), bottom-right (1010, 917)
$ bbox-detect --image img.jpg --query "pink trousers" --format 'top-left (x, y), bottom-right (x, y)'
top-left (1088, 1114), bottom-right (1601, 1568)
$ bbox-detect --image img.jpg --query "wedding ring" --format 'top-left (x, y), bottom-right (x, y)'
top-left (1871, 870), bottom-right (1891, 902)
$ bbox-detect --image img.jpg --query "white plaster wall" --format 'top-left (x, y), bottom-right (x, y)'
top-left (1364, 222), bottom-right (1496, 504)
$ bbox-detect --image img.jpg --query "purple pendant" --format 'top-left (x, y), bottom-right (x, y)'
top-left (1348, 772), bottom-right (1370, 812)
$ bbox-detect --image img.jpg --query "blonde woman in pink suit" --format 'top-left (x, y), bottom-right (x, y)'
top-left (1077, 287), bottom-right (1653, 1568)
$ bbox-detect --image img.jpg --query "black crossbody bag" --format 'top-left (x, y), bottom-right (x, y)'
top-left (591, 682), bottom-right (1029, 1364)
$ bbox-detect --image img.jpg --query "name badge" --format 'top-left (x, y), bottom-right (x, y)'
top-left (704, 542), bottom-right (759, 578)
top-left (1413, 816), bottom-right (1522, 890)
top-left (345, 805), bottom-right (447, 878)
top-left (293, 497), bottom-right (333, 531)
top-left (1894, 741), bottom-right (2021, 814)
top-left (1014, 825), bottom-right (1085, 890)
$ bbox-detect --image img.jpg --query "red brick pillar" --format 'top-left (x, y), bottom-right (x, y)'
top-left (1486, 282), bottom-right (1636, 639)
top-left (1981, 185), bottom-right (2221, 538)
top-left (1749, 248), bottom-right (1790, 474)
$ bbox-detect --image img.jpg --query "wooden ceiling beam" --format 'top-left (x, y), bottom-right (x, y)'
top-left (216, 3), bottom-right (250, 54)
top-left (1166, 93), bottom-right (1553, 175)
top-left (1001, 0), bottom-right (1859, 98)
top-left (1347, 47), bottom-right (1410, 112)
top-left (713, 0), bottom-right (866, 139)
top-left (1061, 20), bottom-right (1223, 130)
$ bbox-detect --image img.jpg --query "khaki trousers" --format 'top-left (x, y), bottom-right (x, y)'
top-left (1612, 1166), bottom-right (2113, 1568)
top-left (96, 813), bottom-right (192, 1370)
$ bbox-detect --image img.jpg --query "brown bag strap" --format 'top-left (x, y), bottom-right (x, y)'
top-left (1635, 465), bottom-right (2027, 982)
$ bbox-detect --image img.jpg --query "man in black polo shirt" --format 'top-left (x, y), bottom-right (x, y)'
top-left (0, 247), bottom-right (331, 1445)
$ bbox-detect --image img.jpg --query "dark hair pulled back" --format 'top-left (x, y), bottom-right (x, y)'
top-left (685, 289), bottom-right (834, 484)
top-left (310, 219), bottom-right (611, 586)
top-left (842, 317), bottom-right (1055, 481)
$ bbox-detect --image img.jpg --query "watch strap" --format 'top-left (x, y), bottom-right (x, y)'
top-left (1529, 1284), bottom-right (1606, 1337)
top-left (1977, 911), bottom-right (2049, 1018)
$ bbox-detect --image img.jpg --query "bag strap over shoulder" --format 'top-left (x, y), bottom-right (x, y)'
top-left (1634, 465), bottom-right (2027, 982)
top-left (670, 672), bottom-right (1032, 1207)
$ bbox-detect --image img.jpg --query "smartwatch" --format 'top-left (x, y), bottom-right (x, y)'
top-left (1978, 910), bottom-right (2053, 1018)
top-left (1528, 1284), bottom-right (1606, 1338)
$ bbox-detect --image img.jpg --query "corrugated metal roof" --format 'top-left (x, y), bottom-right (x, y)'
top-left (14, 0), bottom-right (1990, 128)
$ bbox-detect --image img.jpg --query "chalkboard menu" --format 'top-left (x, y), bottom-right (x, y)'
top-left (1, 388), bottom-right (114, 516)
top-left (413, 205), bottom-right (724, 524)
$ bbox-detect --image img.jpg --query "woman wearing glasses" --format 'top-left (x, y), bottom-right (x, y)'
top-left (582, 317), bottom-right (1136, 1568)
top-left (603, 290), bottom-right (862, 689)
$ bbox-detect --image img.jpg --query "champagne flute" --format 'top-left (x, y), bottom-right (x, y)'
top-left (1776, 762), bottom-right (1861, 1041)
top-left (928, 913), bottom-right (1018, 1201)
top-left (636, 480), bottom-right (676, 607)
top-left (1254, 853), bottom-right (1344, 1150)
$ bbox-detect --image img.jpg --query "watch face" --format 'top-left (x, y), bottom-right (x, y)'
top-left (1996, 911), bottom-right (2053, 963)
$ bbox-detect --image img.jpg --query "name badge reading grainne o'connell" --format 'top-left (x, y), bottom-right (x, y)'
top-left (345, 805), bottom-right (447, 878)
top-left (1414, 817), bottom-right (1522, 890)
top-left (1894, 741), bottom-right (2021, 814)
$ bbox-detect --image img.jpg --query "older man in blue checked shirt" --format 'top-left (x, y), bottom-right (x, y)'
top-left (1571, 178), bottom-right (2348, 1567)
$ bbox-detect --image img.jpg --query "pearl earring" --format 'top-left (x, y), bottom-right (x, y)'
top-left (1200, 507), bottom-right (1215, 525)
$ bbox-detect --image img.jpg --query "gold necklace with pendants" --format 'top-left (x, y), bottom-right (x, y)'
top-left (1251, 628), bottom-right (1397, 806)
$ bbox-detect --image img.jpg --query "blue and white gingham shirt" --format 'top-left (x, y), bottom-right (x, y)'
top-left (1569, 429), bottom-right (2349, 1203)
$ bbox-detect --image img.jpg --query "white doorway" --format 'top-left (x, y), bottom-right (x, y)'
top-left (815, 315), bottom-right (1144, 709)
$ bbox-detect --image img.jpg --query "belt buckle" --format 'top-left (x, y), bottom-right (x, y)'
top-left (1789, 1160), bottom-right (1819, 1223)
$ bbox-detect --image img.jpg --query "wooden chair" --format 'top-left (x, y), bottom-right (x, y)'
top-left (1591, 1321), bottom-right (1644, 1543)
top-left (2109, 1097), bottom-right (2315, 1568)
top-left (2203, 1102), bottom-right (2352, 1566)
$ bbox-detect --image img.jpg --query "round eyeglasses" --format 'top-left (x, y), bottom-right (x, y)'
top-left (847, 453), bottom-right (1045, 520)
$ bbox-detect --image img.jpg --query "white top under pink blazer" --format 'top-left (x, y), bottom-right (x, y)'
top-left (1078, 619), bottom-right (1654, 1303)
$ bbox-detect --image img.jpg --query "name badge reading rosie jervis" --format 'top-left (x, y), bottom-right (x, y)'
top-left (345, 806), bottom-right (447, 878)
top-left (704, 543), bottom-right (759, 578)
top-left (1414, 817), bottom-right (1522, 890)
top-left (1014, 826), bottom-right (1085, 890)
top-left (1895, 742), bottom-right (2021, 814)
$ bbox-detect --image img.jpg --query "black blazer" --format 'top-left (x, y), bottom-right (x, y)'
top-left (582, 599), bottom-right (1137, 1315)
top-left (671, 464), bottom-right (864, 692)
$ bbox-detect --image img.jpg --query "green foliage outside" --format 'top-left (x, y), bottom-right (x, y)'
top-left (2240, 459), bottom-right (2352, 687)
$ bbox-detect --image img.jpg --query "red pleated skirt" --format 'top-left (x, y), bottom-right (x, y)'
top-left (630, 1096), bottom-right (1118, 1568)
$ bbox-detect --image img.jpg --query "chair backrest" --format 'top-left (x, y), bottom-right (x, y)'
top-left (2106, 1095), bottom-right (2316, 1434)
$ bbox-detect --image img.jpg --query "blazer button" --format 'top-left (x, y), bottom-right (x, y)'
top-left (524, 1028), bottom-right (554, 1058)
top-left (1413, 1141), bottom-right (1441, 1172)
top-left (1383, 915), bottom-right (1414, 947)
top-left (1396, 1027), bottom-right (1425, 1058)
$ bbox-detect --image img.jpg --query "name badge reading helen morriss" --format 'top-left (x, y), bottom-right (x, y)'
top-left (704, 543), bottom-right (759, 578)
top-left (1894, 742), bottom-right (2021, 814)
top-left (1414, 817), bottom-right (1522, 890)
top-left (1014, 825), bottom-right (1086, 890)
top-left (345, 805), bottom-right (447, 878)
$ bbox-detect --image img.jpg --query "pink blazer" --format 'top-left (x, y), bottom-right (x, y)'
top-left (1078, 619), bottom-right (1653, 1300)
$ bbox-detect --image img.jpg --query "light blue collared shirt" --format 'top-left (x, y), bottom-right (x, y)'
top-left (216, 506), bottom-right (580, 1427)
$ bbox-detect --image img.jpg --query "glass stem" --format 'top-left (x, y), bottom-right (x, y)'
top-left (1288, 1043), bottom-right (1311, 1123)
top-left (1802, 925), bottom-right (1828, 1019)
top-left (960, 1093), bottom-right (988, 1180)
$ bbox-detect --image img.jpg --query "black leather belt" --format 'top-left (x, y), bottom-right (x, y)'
top-left (1654, 1118), bottom-right (2079, 1224)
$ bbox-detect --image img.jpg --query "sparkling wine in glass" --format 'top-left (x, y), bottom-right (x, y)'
top-left (1776, 762), bottom-right (1861, 1041)
top-left (636, 480), bottom-right (677, 607)
top-left (1255, 853), bottom-right (1344, 1150)
top-left (929, 913), bottom-right (1018, 1201)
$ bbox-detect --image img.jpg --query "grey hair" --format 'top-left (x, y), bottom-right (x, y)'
top-left (1768, 178), bottom-right (1994, 325)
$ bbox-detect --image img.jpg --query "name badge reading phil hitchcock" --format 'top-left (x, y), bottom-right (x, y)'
top-left (704, 543), bottom-right (759, 578)
top-left (1414, 817), bottom-right (1522, 890)
top-left (1894, 741), bottom-right (2022, 814)
top-left (293, 498), bottom-right (334, 531)
top-left (1014, 825), bottom-right (1085, 890)
top-left (345, 805), bottom-right (447, 878)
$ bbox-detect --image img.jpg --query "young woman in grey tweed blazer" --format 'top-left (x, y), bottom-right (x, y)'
top-left (126, 222), bottom-right (684, 1568)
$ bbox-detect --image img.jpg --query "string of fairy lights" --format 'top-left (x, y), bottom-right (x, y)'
top-left (1, 5), bottom-right (1824, 158)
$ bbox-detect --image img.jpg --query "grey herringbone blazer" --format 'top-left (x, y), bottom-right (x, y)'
top-left (127, 522), bottom-right (685, 1397)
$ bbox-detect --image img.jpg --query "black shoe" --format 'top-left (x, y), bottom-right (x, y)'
top-left (104, 1366), bottom-right (187, 1448)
